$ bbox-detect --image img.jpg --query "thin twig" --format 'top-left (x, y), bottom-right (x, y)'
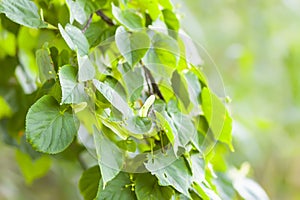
top-left (140, 61), bottom-right (165, 101)
top-left (82, 14), bottom-right (93, 33)
top-left (96, 10), bottom-right (115, 26)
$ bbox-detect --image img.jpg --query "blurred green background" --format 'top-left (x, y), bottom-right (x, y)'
top-left (1, 0), bottom-right (300, 199)
top-left (178, 0), bottom-right (300, 199)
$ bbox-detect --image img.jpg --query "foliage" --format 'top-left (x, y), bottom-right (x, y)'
top-left (0, 0), bottom-right (269, 199)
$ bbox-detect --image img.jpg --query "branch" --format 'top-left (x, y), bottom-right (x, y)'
top-left (96, 10), bottom-right (115, 26)
top-left (82, 14), bottom-right (93, 33)
top-left (141, 61), bottom-right (165, 101)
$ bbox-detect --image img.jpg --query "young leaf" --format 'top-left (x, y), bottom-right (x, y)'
top-left (154, 111), bottom-right (175, 145)
top-left (36, 48), bottom-right (56, 83)
top-left (58, 23), bottom-right (89, 56)
top-left (0, 0), bottom-right (48, 28)
top-left (112, 4), bottom-right (144, 31)
top-left (26, 95), bottom-right (79, 154)
top-left (59, 65), bottom-right (88, 104)
top-left (201, 87), bottom-right (233, 151)
top-left (162, 9), bottom-right (179, 32)
top-left (135, 173), bottom-right (174, 200)
top-left (115, 26), bottom-right (150, 67)
top-left (93, 79), bottom-right (131, 116)
top-left (79, 165), bottom-right (101, 200)
top-left (139, 95), bottom-right (156, 117)
top-left (15, 150), bottom-right (51, 185)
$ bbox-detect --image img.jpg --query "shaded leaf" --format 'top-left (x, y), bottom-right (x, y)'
top-left (135, 173), bottom-right (174, 200)
top-left (96, 172), bottom-right (137, 200)
top-left (79, 165), bottom-right (101, 200)
top-left (36, 47), bottom-right (56, 83)
top-left (26, 95), bottom-right (78, 154)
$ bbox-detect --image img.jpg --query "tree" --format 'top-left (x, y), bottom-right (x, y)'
top-left (0, 0), bottom-right (269, 199)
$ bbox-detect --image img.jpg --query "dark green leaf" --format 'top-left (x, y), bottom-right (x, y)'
top-left (36, 47), bottom-right (56, 83)
top-left (96, 172), bottom-right (137, 200)
top-left (0, 0), bottom-right (48, 28)
top-left (26, 95), bottom-right (79, 154)
top-left (79, 165), bottom-right (101, 200)
top-left (135, 173), bottom-right (174, 200)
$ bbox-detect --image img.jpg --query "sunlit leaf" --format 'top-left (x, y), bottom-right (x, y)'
top-left (59, 65), bottom-right (88, 104)
top-left (115, 26), bottom-right (150, 67)
top-left (0, 0), bottom-right (48, 28)
top-left (112, 4), bottom-right (144, 31)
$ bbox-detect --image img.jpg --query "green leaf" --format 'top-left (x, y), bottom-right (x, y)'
top-left (15, 150), bottom-right (51, 185)
top-left (112, 4), bottom-right (144, 31)
top-left (162, 9), bottom-right (179, 32)
top-left (93, 79), bottom-right (131, 116)
top-left (170, 112), bottom-right (197, 147)
top-left (59, 65), bottom-right (88, 104)
top-left (146, 156), bottom-right (192, 198)
top-left (96, 172), bottom-right (137, 200)
top-left (125, 116), bottom-right (152, 134)
top-left (159, 0), bottom-right (173, 10)
top-left (93, 127), bottom-right (123, 187)
top-left (171, 70), bottom-right (191, 109)
top-left (139, 95), bottom-right (156, 117)
top-left (26, 95), bottom-right (79, 154)
top-left (77, 52), bottom-right (95, 82)
top-left (135, 173), bottom-right (174, 200)
top-left (66, 0), bottom-right (100, 25)
top-left (118, 63), bottom-right (144, 102)
top-left (233, 177), bottom-right (269, 200)
top-left (142, 32), bottom-right (179, 77)
top-left (115, 26), bottom-right (150, 67)
top-left (201, 87), bottom-right (233, 151)
top-left (154, 111), bottom-right (174, 145)
top-left (36, 47), bottom-right (56, 83)
top-left (79, 165), bottom-right (101, 200)
top-left (190, 153), bottom-right (205, 185)
top-left (0, 0), bottom-right (47, 28)
top-left (58, 23), bottom-right (89, 56)
top-left (0, 96), bottom-right (12, 119)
